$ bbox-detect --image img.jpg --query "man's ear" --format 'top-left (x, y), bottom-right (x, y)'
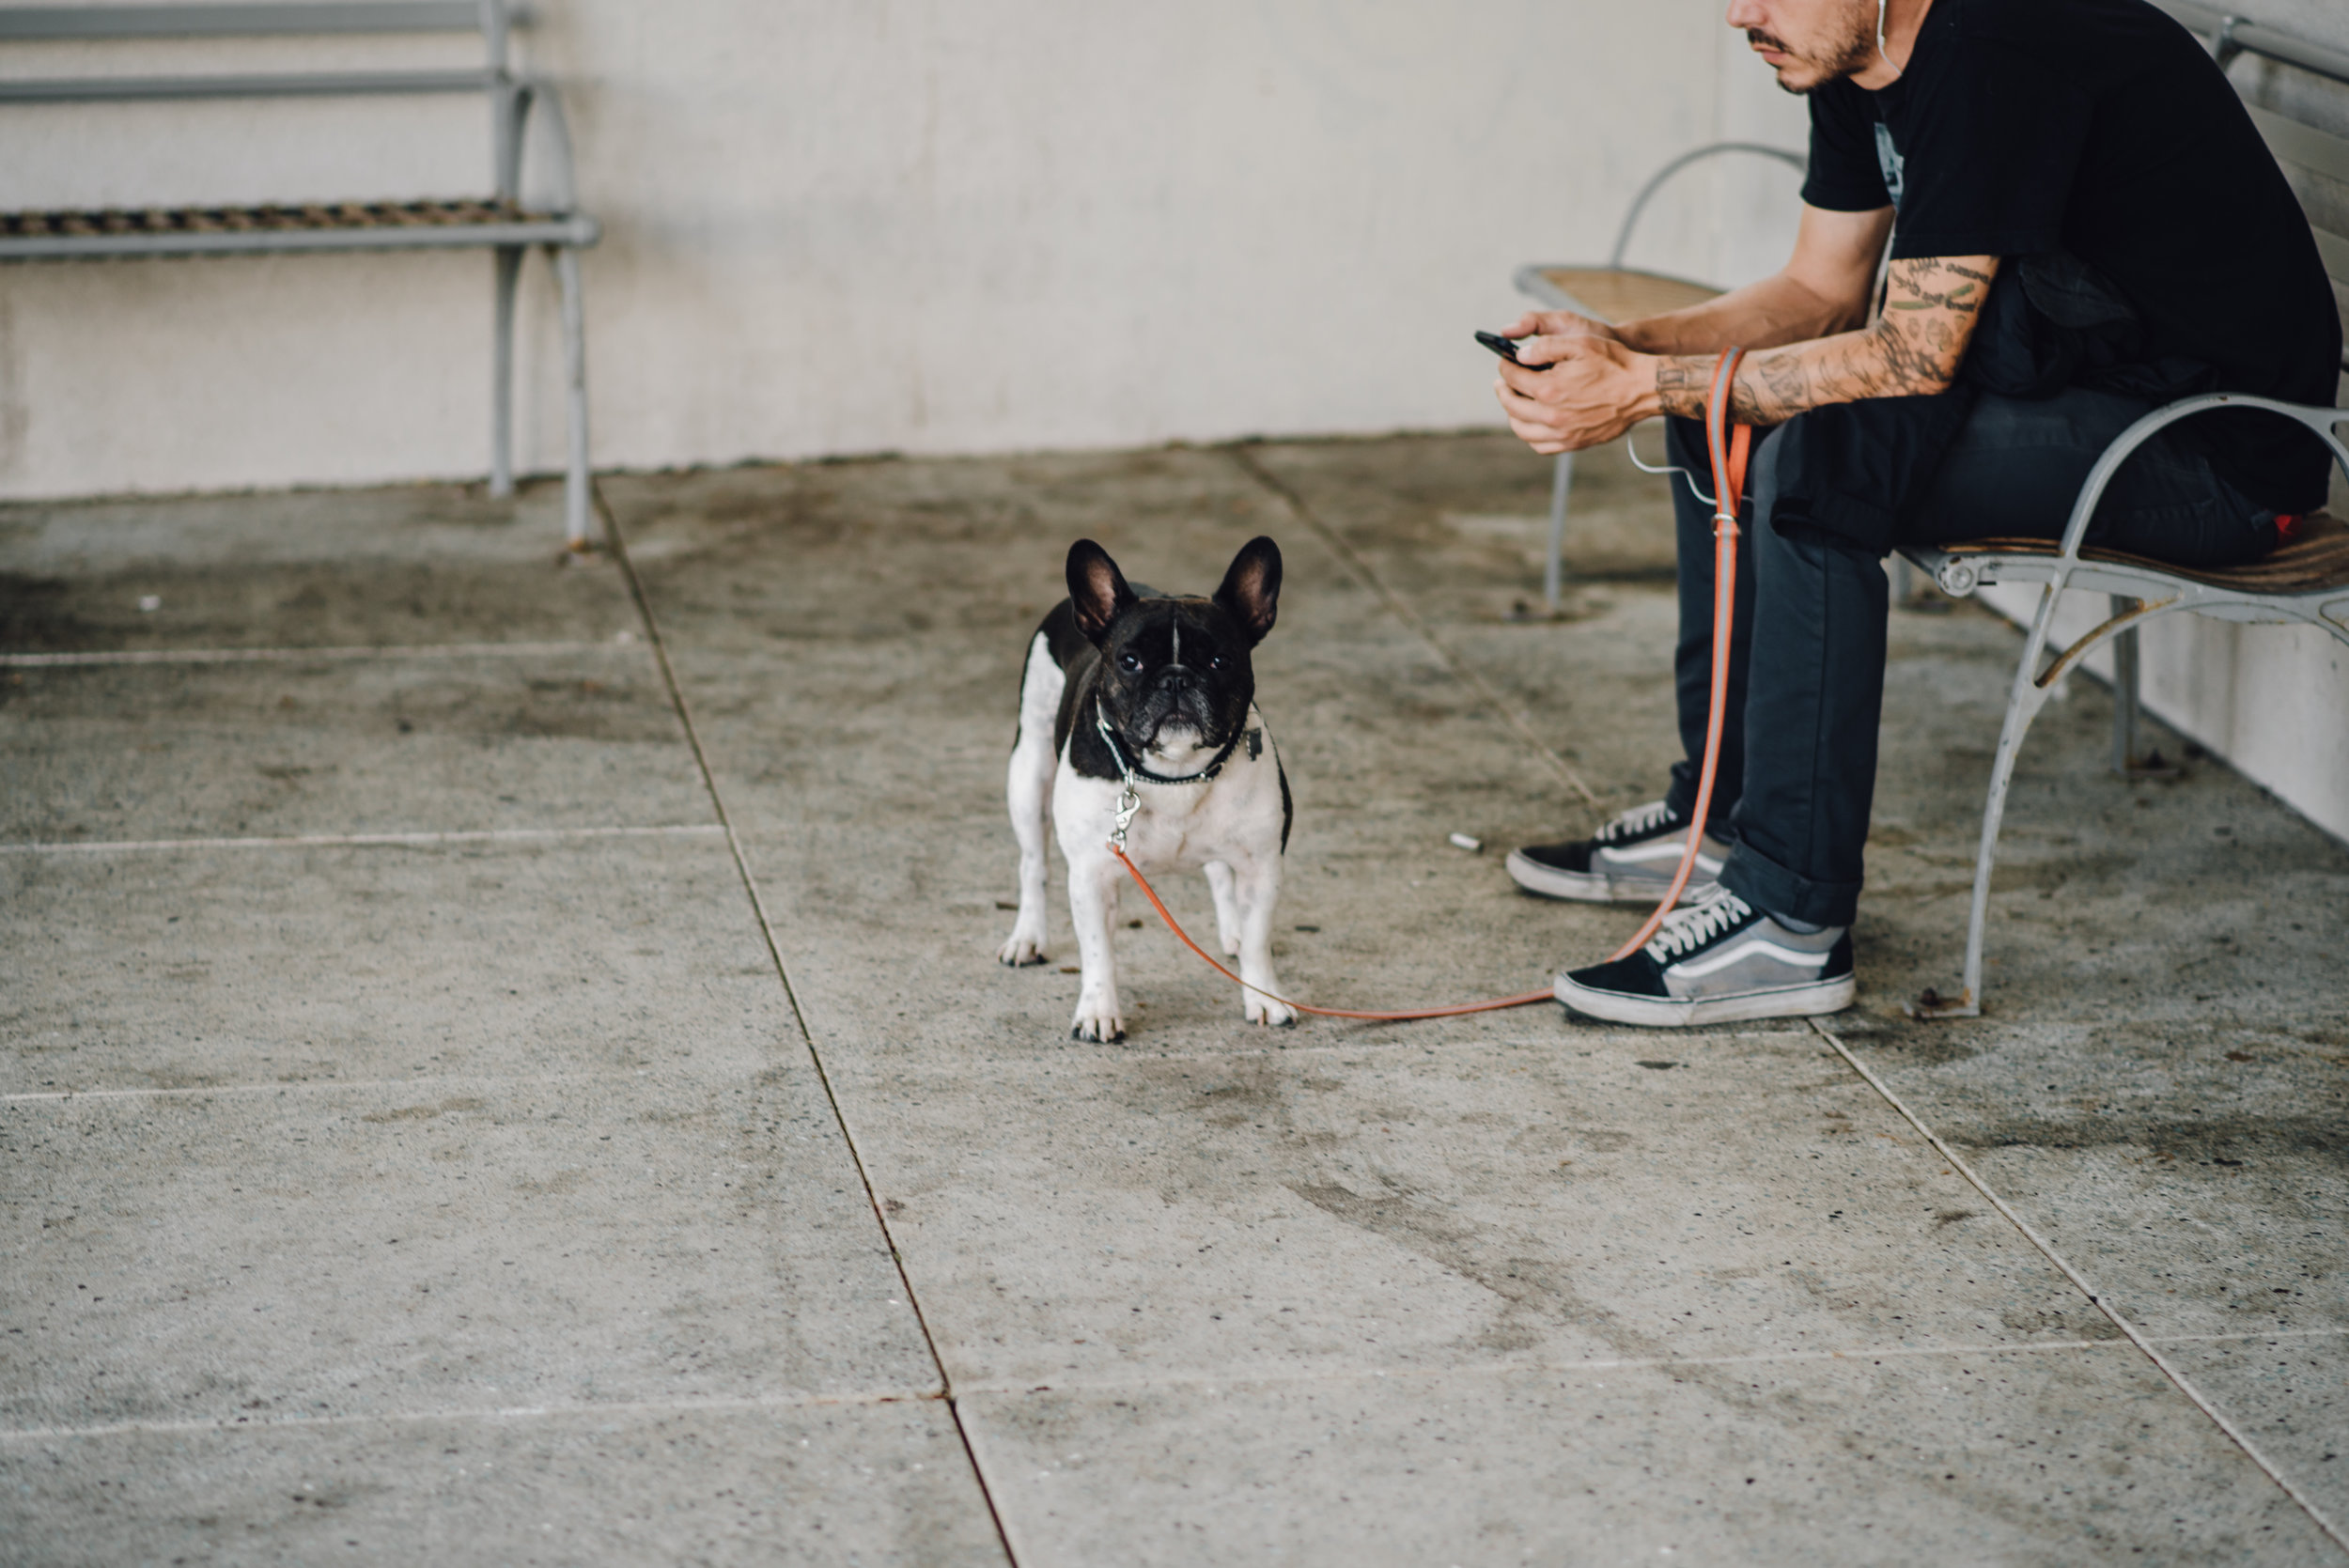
top-left (1213, 536), bottom-right (1282, 645)
top-left (1066, 539), bottom-right (1137, 645)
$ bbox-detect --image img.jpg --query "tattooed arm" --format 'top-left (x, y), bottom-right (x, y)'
top-left (1494, 251), bottom-right (1999, 454)
top-left (1652, 255), bottom-right (1999, 423)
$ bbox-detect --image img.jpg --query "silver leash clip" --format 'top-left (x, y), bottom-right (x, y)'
top-left (1111, 780), bottom-right (1141, 852)
top-left (1097, 701), bottom-right (1143, 852)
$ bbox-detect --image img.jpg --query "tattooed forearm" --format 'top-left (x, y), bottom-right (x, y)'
top-left (1654, 256), bottom-right (1999, 424)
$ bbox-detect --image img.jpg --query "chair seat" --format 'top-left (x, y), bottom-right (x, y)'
top-left (1934, 512), bottom-right (2349, 596)
top-left (1516, 265), bottom-right (1722, 325)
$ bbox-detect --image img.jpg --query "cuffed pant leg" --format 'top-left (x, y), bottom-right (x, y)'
top-left (1716, 439), bottom-right (1888, 930)
top-left (1661, 415), bottom-right (1760, 831)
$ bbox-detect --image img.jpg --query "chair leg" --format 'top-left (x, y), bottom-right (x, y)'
top-left (490, 245), bottom-right (522, 499)
top-left (552, 244), bottom-right (592, 551)
top-left (1543, 451), bottom-right (1573, 611)
top-left (2109, 596), bottom-right (2141, 774)
top-left (1913, 578), bottom-right (2069, 1018)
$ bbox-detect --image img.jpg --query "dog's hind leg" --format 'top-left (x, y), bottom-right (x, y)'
top-left (999, 631), bottom-right (1062, 967)
top-left (1203, 861), bottom-right (1244, 957)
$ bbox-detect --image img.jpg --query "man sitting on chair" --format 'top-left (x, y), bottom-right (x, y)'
top-left (1494, 0), bottom-right (2339, 1026)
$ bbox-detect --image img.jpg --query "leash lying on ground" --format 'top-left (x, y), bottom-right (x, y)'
top-left (1109, 347), bottom-right (1750, 1021)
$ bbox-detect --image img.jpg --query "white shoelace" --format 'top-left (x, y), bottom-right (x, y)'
top-left (1595, 799), bottom-right (1677, 845)
top-left (1644, 890), bottom-right (1755, 963)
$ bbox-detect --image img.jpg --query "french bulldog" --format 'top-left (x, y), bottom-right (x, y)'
top-left (999, 536), bottom-right (1294, 1042)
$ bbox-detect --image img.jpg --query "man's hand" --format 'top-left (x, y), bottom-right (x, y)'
top-left (1494, 334), bottom-right (1661, 455)
top-left (1496, 308), bottom-right (1625, 348)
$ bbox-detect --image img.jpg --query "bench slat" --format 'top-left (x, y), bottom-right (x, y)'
top-left (0, 4), bottom-right (486, 40)
top-left (0, 70), bottom-right (492, 103)
top-left (0, 198), bottom-right (595, 260)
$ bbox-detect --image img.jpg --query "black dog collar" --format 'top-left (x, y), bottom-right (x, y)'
top-left (1094, 700), bottom-right (1241, 787)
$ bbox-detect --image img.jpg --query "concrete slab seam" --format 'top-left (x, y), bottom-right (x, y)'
top-left (0, 640), bottom-right (646, 667)
top-left (594, 481), bottom-right (1021, 1568)
top-left (0, 824), bottom-right (727, 856)
top-left (1223, 442), bottom-right (1603, 810)
top-left (1808, 1017), bottom-right (2349, 1557)
top-left (0, 1073), bottom-right (587, 1105)
top-left (947, 1324), bottom-right (2349, 1402)
top-left (0, 1388), bottom-right (949, 1447)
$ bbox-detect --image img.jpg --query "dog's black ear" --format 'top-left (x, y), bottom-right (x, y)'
top-left (1213, 536), bottom-right (1282, 645)
top-left (1066, 538), bottom-right (1137, 645)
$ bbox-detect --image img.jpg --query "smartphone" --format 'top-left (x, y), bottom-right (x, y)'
top-left (1475, 330), bottom-right (1550, 370)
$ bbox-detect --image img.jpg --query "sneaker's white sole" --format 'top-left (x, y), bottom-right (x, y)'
top-left (1505, 848), bottom-right (1718, 906)
top-left (1553, 971), bottom-right (1857, 1028)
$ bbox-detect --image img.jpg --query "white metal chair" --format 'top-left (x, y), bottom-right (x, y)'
top-left (1513, 142), bottom-right (1807, 607)
top-left (1899, 399), bottom-right (2349, 1018)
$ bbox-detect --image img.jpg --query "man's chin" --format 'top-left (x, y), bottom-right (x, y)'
top-left (1768, 60), bottom-right (1832, 95)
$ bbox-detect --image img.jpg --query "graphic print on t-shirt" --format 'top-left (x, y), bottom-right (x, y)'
top-left (1873, 122), bottom-right (1906, 210)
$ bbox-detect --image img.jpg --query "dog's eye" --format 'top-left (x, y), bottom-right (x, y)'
top-left (1208, 654), bottom-right (1225, 670)
top-left (1119, 652), bottom-right (1143, 672)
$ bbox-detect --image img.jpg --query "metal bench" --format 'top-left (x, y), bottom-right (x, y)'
top-left (1905, 1), bottom-right (2349, 1017)
top-left (0, 1), bottom-right (601, 548)
top-left (1513, 141), bottom-right (1808, 609)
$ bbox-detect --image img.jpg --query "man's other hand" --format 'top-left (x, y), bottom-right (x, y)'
top-left (1495, 334), bottom-right (1658, 455)
top-left (1498, 308), bottom-right (1625, 347)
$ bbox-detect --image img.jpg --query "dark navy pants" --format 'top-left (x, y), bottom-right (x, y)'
top-left (1658, 385), bottom-right (2279, 928)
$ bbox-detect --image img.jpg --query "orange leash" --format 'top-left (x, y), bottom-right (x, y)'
top-left (1110, 843), bottom-right (1557, 1019)
top-left (1605, 348), bottom-right (1749, 962)
top-left (1111, 349), bottom-right (1750, 1020)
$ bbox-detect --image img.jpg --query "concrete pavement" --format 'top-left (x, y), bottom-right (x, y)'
top-left (4, 436), bottom-right (2344, 1564)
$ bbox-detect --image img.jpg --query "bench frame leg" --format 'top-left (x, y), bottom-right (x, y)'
top-left (1543, 451), bottom-right (1573, 610)
top-left (552, 243), bottom-right (592, 551)
top-left (487, 241), bottom-right (592, 551)
top-left (490, 243), bottom-right (523, 499)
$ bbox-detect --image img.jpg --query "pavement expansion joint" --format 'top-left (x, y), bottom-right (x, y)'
top-left (947, 1326), bottom-right (2349, 1406)
top-left (950, 1336), bottom-right (2145, 1403)
top-left (0, 638), bottom-right (647, 668)
top-left (598, 482), bottom-right (1022, 1566)
top-left (1, 1071), bottom-right (596, 1104)
top-left (0, 1387), bottom-right (950, 1446)
top-left (0, 823), bottom-right (727, 856)
top-left (1226, 443), bottom-right (1604, 812)
top-left (1812, 1017), bottom-right (2349, 1554)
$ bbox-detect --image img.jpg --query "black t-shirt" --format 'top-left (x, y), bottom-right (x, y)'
top-left (1801, 0), bottom-right (2341, 512)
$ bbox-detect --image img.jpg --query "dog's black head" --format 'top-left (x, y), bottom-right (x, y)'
top-left (1066, 536), bottom-right (1281, 768)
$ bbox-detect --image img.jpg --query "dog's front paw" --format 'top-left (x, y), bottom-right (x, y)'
top-left (1069, 997), bottom-right (1126, 1043)
top-left (998, 927), bottom-right (1049, 967)
top-left (1246, 991), bottom-right (1299, 1029)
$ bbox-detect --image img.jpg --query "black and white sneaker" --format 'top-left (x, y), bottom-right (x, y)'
top-left (1554, 888), bottom-right (1854, 1027)
top-left (1506, 799), bottom-right (1728, 905)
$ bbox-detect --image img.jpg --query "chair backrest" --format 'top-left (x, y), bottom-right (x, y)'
top-left (1609, 142), bottom-right (1807, 269)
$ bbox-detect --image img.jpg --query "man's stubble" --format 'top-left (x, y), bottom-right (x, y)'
top-left (1748, 3), bottom-right (1878, 95)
